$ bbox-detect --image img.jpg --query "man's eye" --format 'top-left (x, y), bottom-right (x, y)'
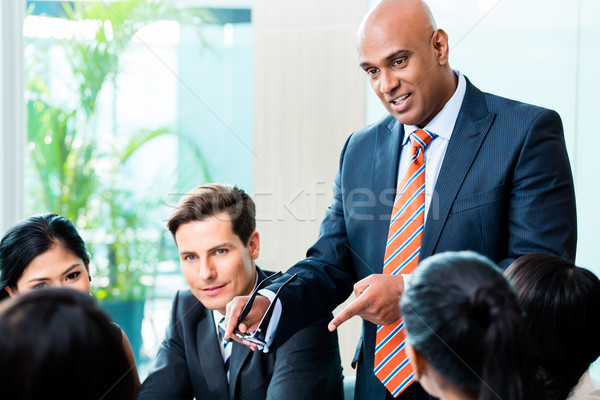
top-left (366, 68), bottom-right (378, 76)
top-left (66, 272), bottom-right (80, 281)
top-left (392, 58), bottom-right (406, 68)
top-left (185, 255), bottom-right (197, 261)
top-left (215, 249), bottom-right (227, 255)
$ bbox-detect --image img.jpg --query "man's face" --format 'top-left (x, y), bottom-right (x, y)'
top-left (358, 16), bottom-right (451, 128)
top-left (175, 212), bottom-right (258, 314)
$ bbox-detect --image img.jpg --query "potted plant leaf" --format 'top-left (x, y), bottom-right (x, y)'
top-left (25, 0), bottom-right (212, 361)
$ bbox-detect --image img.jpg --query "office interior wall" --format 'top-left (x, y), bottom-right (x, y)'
top-left (252, 0), bottom-right (369, 376)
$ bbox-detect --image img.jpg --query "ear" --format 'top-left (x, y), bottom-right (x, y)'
top-left (406, 343), bottom-right (425, 381)
top-left (431, 29), bottom-right (449, 66)
top-left (4, 286), bottom-right (16, 297)
top-left (248, 231), bottom-right (260, 260)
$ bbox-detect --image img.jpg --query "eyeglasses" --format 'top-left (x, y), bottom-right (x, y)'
top-left (234, 271), bottom-right (297, 346)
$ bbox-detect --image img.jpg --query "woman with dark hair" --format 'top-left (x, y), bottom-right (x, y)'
top-left (0, 213), bottom-right (92, 299)
top-left (505, 253), bottom-right (600, 400)
top-left (0, 288), bottom-right (138, 400)
top-left (0, 213), bottom-right (140, 390)
top-left (400, 251), bottom-right (540, 400)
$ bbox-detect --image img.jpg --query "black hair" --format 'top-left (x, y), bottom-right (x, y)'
top-left (401, 251), bottom-right (540, 400)
top-left (0, 213), bottom-right (89, 300)
top-left (0, 288), bottom-right (137, 400)
top-left (505, 253), bottom-right (600, 400)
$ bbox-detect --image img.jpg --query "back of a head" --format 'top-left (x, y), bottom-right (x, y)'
top-left (0, 288), bottom-right (136, 400)
top-left (401, 251), bottom-right (539, 400)
top-left (505, 253), bottom-right (600, 400)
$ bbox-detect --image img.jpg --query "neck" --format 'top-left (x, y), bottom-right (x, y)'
top-left (438, 387), bottom-right (476, 400)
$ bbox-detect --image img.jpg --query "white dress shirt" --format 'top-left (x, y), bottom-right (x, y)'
top-left (398, 70), bottom-right (466, 223)
top-left (213, 310), bottom-right (229, 360)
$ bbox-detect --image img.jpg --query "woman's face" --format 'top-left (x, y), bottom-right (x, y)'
top-left (7, 245), bottom-right (90, 296)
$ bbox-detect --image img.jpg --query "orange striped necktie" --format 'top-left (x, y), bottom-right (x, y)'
top-left (374, 129), bottom-right (436, 397)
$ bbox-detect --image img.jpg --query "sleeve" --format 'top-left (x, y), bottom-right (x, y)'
top-left (265, 318), bottom-right (344, 400)
top-left (267, 135), bottom-right (359, 347)
top-left (500, 108), bottom-right (577, 268)
top-left (137, 291), bottom-right (194, 400)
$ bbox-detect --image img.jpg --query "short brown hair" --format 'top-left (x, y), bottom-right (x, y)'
top-left (167, 184), bottom-right (256, 245)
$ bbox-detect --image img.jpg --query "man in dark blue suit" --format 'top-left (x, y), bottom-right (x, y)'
top-left (225, 0), bottom-right (577, 399)
top-left (138, 184), bottom-right (344, 400)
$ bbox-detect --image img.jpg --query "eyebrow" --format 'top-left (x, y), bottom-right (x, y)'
top-left (359, 49), bottom-right (411, 69)
top-left (25, 264), bottom-right (82, 283)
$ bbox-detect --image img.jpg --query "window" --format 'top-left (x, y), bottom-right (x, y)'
top-left (23, 0), bottom-right (252, 376)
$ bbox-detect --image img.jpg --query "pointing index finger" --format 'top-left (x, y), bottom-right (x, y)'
top-left (328, 293), bottom-right (369, 331)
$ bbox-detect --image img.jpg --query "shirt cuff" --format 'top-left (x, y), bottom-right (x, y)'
top-left (402, 274), bottom-right (412, 291)
top-left (256, 289), bottom-right (281, 353)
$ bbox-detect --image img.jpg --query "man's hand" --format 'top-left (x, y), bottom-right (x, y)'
top-left (223, 294), bottom-right (271, 350)
top-left (328, 274), bottom-right (405, 331)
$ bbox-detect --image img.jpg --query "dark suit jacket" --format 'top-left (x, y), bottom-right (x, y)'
top-left (268, 78), bottom-right (577, 400)
top-left (138, 267), bottom-right (344, 400)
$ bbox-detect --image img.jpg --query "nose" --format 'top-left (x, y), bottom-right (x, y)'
top-left (379, 69), bottom-right (399, 94)
top-left (198, 259), bottom-right (217, 281)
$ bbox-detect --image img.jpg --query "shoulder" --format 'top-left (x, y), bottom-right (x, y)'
top-left (337, 114), bottom-right (397, 166)
top-left (485, 92), bottom-right (558, 122)
top-left (170, 290), bottom-right (208, 319)
top-left (346, 114), bottom-right (395, 145)
top-left (465, 78), bottom-right (561, 126)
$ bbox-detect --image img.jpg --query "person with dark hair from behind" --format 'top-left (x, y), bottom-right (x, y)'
top-left (0, 212), bottom-right (140, 390)
top-left (0, 288), bottom-right (138, 400)
top-left (400, 251), bottom-right (541, 400)
top-left (505, 253), bottom-right (600, 400)
top-left (138, 183), bottom-right (343, 400)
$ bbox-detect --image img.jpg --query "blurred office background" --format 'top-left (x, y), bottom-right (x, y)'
top-left (1, 0), bottom-right (598, 380)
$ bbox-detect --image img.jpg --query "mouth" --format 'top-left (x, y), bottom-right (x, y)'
top-left (202, 284), bottom-right (227, 296)
top-left (390, 93), bottom-right (410, 105)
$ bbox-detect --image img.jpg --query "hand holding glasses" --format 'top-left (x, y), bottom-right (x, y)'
top-left (234, 271), bottom-right (297, 346)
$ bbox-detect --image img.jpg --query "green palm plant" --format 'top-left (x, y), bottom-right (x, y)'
top-left (25, 0), bottom-right (212, 303)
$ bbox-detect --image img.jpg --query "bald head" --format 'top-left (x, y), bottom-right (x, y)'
top-left (356, 0), bottom-right (456, 127)
top-left (357, 0), bottom-right (437, 46)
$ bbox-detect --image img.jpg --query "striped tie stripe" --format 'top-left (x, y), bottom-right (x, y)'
top-left (392, 373), bottom-right (416, 397)
top-left (374, 129), bottom-right (436, 397)
top-left (375, 321), bottom-right (404, 352)
top-left (218, 317), bottom-right (233, 383)
top-left (389, 182), bottom-right (425, 226)
top-left (384, 225), bottom-right (423, 268)
top-left (388, 201), bottom-right (425, 244)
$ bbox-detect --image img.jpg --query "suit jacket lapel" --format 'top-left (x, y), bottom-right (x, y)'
top-left (373, 117), bottom-right (404, 274)
top-left (196, 310), bottom-right (229, 399)
top-left (421, 79), bottom-right (494, 258)
top-left (228, 342), bottom-right (253, 398)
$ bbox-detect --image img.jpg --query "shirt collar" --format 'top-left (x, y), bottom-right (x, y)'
top-left (402, 70), bottom-right (466, 145)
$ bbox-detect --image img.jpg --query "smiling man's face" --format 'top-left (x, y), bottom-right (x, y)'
top-left (357, 0), bottom-right (454, 128)
top-left (175, 212), bottom-right (258, 314)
